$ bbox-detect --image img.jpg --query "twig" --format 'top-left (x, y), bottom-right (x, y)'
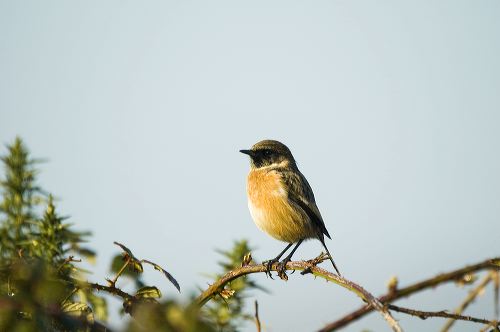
top-left (254, 300), bottom-right (261, 332)
top-left (493, 271), bottom-right (500, 319)
top-left (320, 257), bottom-right (500, 331)
top-left (194, 258), bottom-right (403, 332)
top-left (84, 282), bottom-right (133, 300)
top-left (107, 256), bottom-right (131, 287)
top-left (61, 287), bottom-right (79, 304)
top-left (387, 304), bottom-right (498, 327)
top-left (479, 320), bottom-right (500, 332)
top-left (441, 272), bottom-right (493, 331)
top-left (57, 255), bottom-right (82, 272)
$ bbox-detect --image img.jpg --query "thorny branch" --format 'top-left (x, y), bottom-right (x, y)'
top-left (195, 254), bottom-right (403, 332)
top-left (84, 281), bottom-right (133, 301)
top-left (319, 257), bottom-right (500, 331)
top-left (387, 304), bottom-right (498, 327)
top-left (58, 251), bottom-right (500, 332)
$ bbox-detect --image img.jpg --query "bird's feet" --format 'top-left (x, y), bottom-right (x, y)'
top-left (263, 258), bottom-right (279, 279)
top-left (276, 257), bottom-right (291, 281)
top-left (263, 257), bottom-right (290, 280)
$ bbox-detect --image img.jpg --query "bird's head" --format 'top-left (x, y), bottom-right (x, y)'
top-left (240, 140), bottom-right (296, 169)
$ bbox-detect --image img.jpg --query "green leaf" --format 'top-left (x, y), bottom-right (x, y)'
top-left (87, 293), bottom-right (108, 321)
top-left (113, 241), bottom-right (144, 274)
top-left (110, 254), bottom-right (126, 273)
top-left (135, 286), bottom-right (161, 299)
top-left (142, 259), bottom-right (180, 292)
top-left (62, 301), bottom-right (91, 314)
top-left (113, 241), bottom-right (139, 261)
top-left (75, 247), bottom-right (96, 259)
top-left (110, 253), bottom-right (142, 277)
top-left (131, 261), bottom-right (144, 273)
top-left (61, 301), bottom-right (94, 322)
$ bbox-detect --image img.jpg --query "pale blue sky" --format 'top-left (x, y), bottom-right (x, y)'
top-left (1, 1), bottom-right (500, 331)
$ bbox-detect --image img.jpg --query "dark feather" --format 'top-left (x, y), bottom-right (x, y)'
top-left (278, 167), bottom-right (341, 275)
top-left (278, 167), bottom-right (332, 239)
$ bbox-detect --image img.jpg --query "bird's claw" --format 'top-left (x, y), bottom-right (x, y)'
top-left (264, 255), bottom-right (292, 280)
top-left (277, 259), bottom-right (290, 281)
top-left (263, 258), bottom-right (279, 279)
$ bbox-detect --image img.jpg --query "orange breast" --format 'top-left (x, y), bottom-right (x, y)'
top-left (246, 169), bottom-right (316, 243)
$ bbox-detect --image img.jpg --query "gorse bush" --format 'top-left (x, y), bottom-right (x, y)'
top-left (0, 137), bottom-right (107, 331)
top-left (0, 137), bottom-right (260, 332)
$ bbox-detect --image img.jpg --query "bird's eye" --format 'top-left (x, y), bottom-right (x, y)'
top-left (263, 150), bottom-right (272, 156)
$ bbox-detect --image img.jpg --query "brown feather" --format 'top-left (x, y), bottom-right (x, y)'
top-left (247, 168), bottom-right (318, 243)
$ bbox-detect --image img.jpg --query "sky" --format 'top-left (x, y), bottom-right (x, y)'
top-left (1, 1), bottom-right (500, 331)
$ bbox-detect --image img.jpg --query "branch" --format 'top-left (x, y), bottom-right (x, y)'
top-left (320, 257), bottom-right (500, 331)
top-left (107, 255), bottom-right (131, 288)
top-left (441, 272), bottom-right (494, 331)
top-left (387, 304), bottom-right (498, 327)
top-left (254, 300), bottom-right (262, 332)
top-left (494, 271), bottom-right (500, 318)
top-left (81, 281), bottom-right (133, 301)
top-left (61, 277), bottom-right (134, 302)
top-left (194, 256), bottom-right (403, 332)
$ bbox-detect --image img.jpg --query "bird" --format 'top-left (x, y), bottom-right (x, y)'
top-left (240, 139), bottom-right (340, 279)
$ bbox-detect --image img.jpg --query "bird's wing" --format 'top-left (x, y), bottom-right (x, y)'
top-left (279, 168), bottom-right (332, 239)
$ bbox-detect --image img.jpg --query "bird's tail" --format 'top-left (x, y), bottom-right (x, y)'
top-left (319, 238), bottom-right (341, 276)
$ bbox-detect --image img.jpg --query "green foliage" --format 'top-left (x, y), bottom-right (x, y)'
top-left (111, 244), bottom-right (215, 331)
top-left (0, 257), bottom-right (97, 331)
top-left (0, 137), bottom-right (262, 331)
top-left (135, 286), bottom-right (162, 299)
top-left (0, 137), bottom-right (43, 261)
top-left (204, 240), bottom-right (263, 331)
top-left (0, 137), bottom-right (105, 331)
top-left (0, 138), bottom-right (94, 270)
top-left (125, 300), bottom-right (216, 332)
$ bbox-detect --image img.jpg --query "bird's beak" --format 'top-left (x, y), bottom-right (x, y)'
top-left (239, 149), bottom-right (254, 157)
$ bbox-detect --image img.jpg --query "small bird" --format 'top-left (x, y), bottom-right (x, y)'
top-left (240, 140), bottom-right (340, 279)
